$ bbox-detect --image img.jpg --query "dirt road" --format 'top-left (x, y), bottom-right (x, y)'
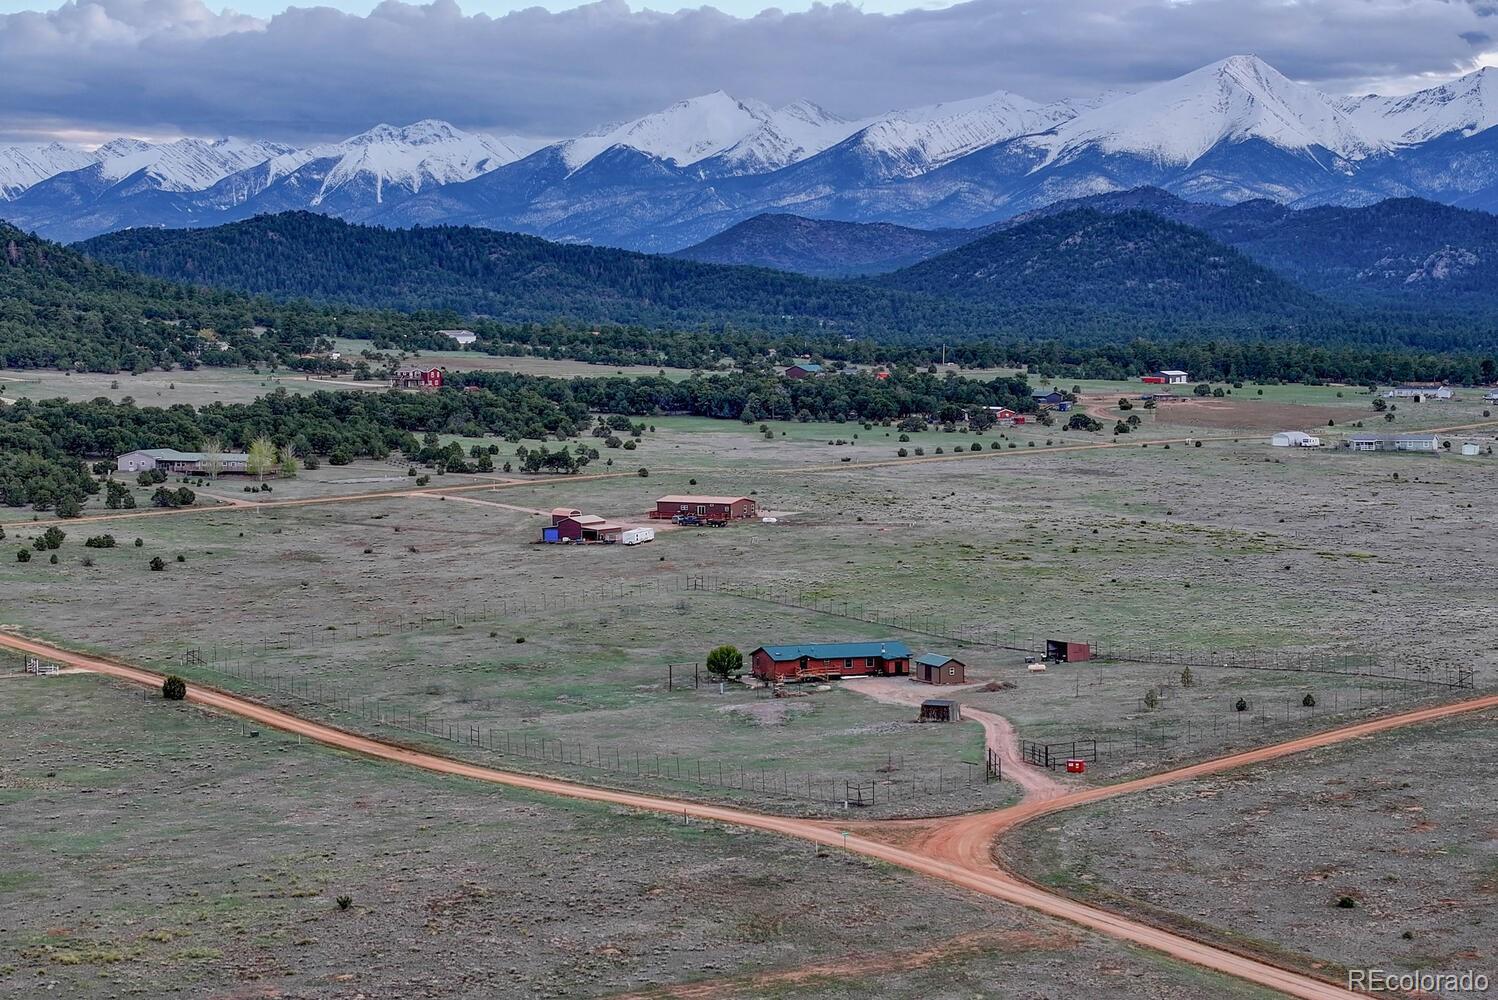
top-left (841, 677), bottom-right (1067, 802)
top-left (22, 471), bottom-right (637, 528)
top-left (8, 632), bottom-right (1492, 998)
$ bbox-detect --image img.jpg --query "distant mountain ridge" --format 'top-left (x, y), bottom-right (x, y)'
top-left (671, 214), bottom-right (975, 275)
top-left (675, 190), bottom-right (1498, 312)
top-left (80, 207), bottom-right (1498, 356)
top-left (15, 55), bottom-right (1498, 246)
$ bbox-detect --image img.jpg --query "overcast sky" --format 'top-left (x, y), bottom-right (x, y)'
top-left (3, 0), bottom-right (1497, 145)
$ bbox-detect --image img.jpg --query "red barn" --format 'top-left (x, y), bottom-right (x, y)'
top-left (783, 363), bottom-right (824, 379)
top-left (553, 513), bottom-right (623, 542)
top-left (392, 366), bottom-right (443, 390)
top-left (652, 495), bottom-right (757, 521)
top-left (985, 406), bottom-right (1027, 426)
top-left (750, 642), bottom-right (912, 683)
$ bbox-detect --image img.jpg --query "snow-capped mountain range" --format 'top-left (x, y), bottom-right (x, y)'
top-left (11, 55), bottom-right (1498, 247)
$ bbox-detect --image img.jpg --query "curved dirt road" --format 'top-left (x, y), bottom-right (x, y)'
top-left (841, 677), bottom-right (1067, 802)
top-left (8, 631), bottom-right (1494, 1000)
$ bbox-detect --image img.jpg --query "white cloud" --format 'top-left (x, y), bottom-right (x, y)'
top-left (1, 0), bottom-right (1493, 142)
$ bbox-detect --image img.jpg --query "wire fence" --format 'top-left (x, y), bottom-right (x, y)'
top-left (680, 575), bottom-right (1477, 690)
top-left (1023, 679), bottom-right (1452, 768)
top-left (167, 645), bottom-right (996, 810)
top-left (182, 574), bottom-right (1476, 692)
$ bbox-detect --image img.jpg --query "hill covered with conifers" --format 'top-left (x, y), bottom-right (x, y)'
top-left (77, 208), bottom-right (1453, 348)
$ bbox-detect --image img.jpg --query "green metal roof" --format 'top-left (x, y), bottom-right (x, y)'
top-left (755, 641), bottom-right (911, 661)
top-left (914, 653), bottom-right (957, 667)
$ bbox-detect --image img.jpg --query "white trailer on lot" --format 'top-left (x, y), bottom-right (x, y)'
top-left (620, 527), bottom-right (655, 545)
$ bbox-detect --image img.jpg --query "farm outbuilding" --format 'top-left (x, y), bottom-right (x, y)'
top-left (914, 654), bottom-right (966, 685)
top-left (1154, 369), bottom-right (1190, 384)
top-left (1031, 389), bottom-right (1066, 406)
top-left (550, 513), bottom-right (624, 543)
top-left (750, 641), bottom-right (912, 683)
top-left (783, 363), bottom-right (824, 379)
top-left (1270, 431), bottom-right (1322, 448)
top-left (1462, 443), bottom-right (1482, 456)
top-left (652, 495), bottom-right (757, 521)
top-left (983, 406), bottom-right (1027, 426)
top-left (919, 699), bottom-right (960, 723)
top-left (1045, 640), bottom-right (1092, 663)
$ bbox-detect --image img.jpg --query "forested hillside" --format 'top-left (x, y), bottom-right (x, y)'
top-left (0, 221), bottom-right (299, 372)
top-left (0, 220), bottom-right (484, 372)
top-left (79, 211), bottom-right (977, 337)
top-left (879, 210), bottom-right (1320, 320)
top-left (78, 209), bottom-right (1382, 346)
top-left (671, 214), bottom-right (973, 275)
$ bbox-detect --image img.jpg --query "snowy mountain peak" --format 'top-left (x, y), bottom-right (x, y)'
top-left (707, 99), bottom-right (863, 176)
top-left (841, 88), bottom-right (1072, 179)
top-left (1042, 53), bottom-right (1373, 167)
top-left (345, 119), bottom-right (476, 147)
top-left (1340, 66), bottom-right (1498, 146)
top-left (89, 137), bottom-right (298, 192)
top-left (0, 142), bottom-right (98, 200)
top-left (559, 91), bottom-right (781, 171)
top-left (304, 120), bottom-right (537, 204)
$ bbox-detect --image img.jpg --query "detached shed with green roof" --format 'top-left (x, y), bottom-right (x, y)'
top-left (914, 653), bottom-right (966, 685)
top-left (750, 641), bottom-right (911, 683)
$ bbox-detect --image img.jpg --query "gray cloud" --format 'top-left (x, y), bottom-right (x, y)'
top-left (0, 0), bottom-right (1493, 143)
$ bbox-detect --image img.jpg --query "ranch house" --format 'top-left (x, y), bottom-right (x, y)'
top-left (1385, 384), bottom-right (1453, 401)
top-left (652, 495), bottom-right (757, 520)
top-left (750, 641), bottom-right (912, 683)
top-left (1347, 433), bottom-right (1440, 453)
top-left (391, 366), bottom-right (443, 390)
top-left (116, 449), bottom-right (250, 475)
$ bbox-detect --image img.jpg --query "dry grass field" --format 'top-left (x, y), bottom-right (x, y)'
top-left (3, 405), bottom-right (1493, 808)
top-left (1001, 709), bottom-right (1498, 984)
top-left (0, 675), bottom-right (1283, 1000)
top-left (3, 376), bottom-right (1496, 997)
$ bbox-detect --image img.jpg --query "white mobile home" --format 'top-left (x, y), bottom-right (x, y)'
top-left (1347, 434), bottom-right (1440, 453)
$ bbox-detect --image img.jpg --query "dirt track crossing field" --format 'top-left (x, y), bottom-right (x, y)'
top-left (6, 631), bottom-right (1496, 1000)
